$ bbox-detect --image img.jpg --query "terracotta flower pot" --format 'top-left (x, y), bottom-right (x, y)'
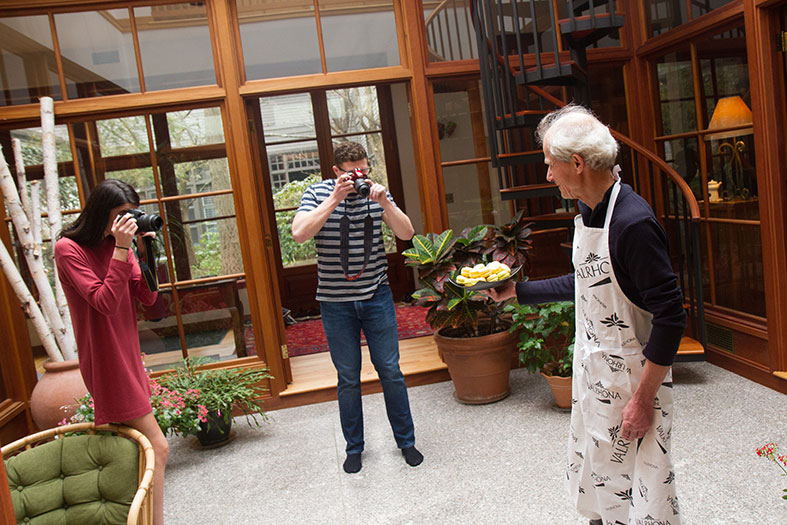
top-left (540, 371), bottom-right (572, 409)
top-left (30, 358), bottom-right (88, 430)
top-left (433, 323), bottom-right (516, 404)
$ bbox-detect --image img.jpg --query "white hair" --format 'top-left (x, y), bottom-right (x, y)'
top-left (535, 105), bottom-right (618, 171)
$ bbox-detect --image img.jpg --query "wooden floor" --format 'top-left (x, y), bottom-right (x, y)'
top-left (265, 336), bottom-right (450, 410)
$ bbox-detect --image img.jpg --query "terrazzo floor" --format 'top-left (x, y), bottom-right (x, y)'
top-left (164, 362), bottom-right (787, 524)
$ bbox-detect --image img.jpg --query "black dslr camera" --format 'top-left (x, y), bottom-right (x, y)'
top-left (347, 169), bottom-right (371, 198)
top-left (122, 208), bottom-right (163, 232)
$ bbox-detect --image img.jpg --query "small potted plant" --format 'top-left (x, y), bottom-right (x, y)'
top-left (158, 358), bottom-right (272, 447)
top-left (505, 301), bottom-right (575, 408)
top-left (402, 211), bottom-right (532, 404)
top-left (64, 358), bottom-right (272, 447)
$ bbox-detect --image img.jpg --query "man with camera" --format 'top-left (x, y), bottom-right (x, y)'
top-left (292, 141), bottom-right (422, 474)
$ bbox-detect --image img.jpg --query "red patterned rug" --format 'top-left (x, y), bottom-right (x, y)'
top-left (244, 304), bottom-right (433, 358)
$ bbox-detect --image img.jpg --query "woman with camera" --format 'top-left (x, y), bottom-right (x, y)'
top-left (54, 179), bottom-right (168, 525)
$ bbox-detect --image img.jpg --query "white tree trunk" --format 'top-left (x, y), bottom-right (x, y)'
top-left (0, 144), bottom-right (75, 360)
top-left (30, 181), bottom-right (42, 255)
top-left (11, 138), bottom-right (32, 223)
top-left (0, 241), bottom-right (63, 361)
top-left (40, 96), bottom-right (75, 350)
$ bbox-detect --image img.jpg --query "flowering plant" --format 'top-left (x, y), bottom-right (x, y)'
top-left (63, 376), bottom-right (209, 438)
top-left (756, 442), bottom-right (787, 500)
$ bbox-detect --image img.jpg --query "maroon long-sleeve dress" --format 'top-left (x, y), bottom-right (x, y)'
top-left (55, 236), bottom-right (158, 425)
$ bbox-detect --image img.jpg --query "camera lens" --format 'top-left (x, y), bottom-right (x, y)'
top-left (124, 209), bottom-right (163, 232)
top-left (353, 178), bottom-right (371, 197)
top-left (138, 214), bottom-right (164, 232)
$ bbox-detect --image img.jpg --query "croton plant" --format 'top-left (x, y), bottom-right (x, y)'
top-left (403, 211), bottom-right (532, 338)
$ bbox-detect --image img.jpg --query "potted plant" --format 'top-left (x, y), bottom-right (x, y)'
top-left (157, 358), bottom-right (272, 447)
top-left (65, 358), bottom-right (272, 447)
top-left (505, 301), bottom-right (575, 408)
top-left (402, 211), bottom-right (532, 404)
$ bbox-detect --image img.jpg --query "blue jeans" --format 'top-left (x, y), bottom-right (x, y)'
top-left (320, 285), bottom-right (415, 454)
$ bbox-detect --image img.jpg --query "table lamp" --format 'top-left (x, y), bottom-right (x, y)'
top-left (704, 95), bottom-right (754, 200)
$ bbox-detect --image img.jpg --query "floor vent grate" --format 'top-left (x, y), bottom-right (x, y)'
top-left (707, 322), bottom-right (734, 352)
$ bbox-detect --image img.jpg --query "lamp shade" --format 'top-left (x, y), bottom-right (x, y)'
top-left (705, 96), bottom-right (753, 141)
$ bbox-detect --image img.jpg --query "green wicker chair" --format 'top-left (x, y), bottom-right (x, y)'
top-left (2, 422), bottom-right (155, 525)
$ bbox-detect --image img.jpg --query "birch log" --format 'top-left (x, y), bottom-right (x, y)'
top-left (40, 96), bottom-right (75, 348)
top-left (0, 144), bottom-right (75, 360)
top-left (11, 138), bottom-right (32, 223)
top-left (30, 181), bottom-right (42, 256)
top-left (0, 241), bottom-right (63, 361)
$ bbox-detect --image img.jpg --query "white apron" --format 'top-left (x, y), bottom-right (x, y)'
top-left (565, 181), bottom-right (680, 525)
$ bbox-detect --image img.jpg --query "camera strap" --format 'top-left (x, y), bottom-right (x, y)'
top-left (133, 236), bottom-right (159, 292)
top-left (339, 201), bottom-right (374, 281)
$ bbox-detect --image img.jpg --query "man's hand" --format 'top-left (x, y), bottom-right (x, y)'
top-left (619, 359), bottom-right (669, 441)
top-left (483, 280), bottom-right (517, 302)
top-left (333, 174), bottom-right (356, 202)
top-left (620, 396), bottom-right (654, 441)
top-left (368, 181), bottom-right (388, 205)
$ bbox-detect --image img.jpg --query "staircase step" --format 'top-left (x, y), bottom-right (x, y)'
top-left (674, 336), bottom-right (705, 362)
top-left (500, 183), bottom-right (561, 200)
top-left (566, 0), bottom-right (620, 15)
top-left (494, 150), bottom-right (544, 168)
top-left (495, 109), bottom-right (552, 130)
top-left (517, 60), bottom-right (586, 86)
top-left (559, 14), bottom-right (625, 42)
top-left (773, 371), bottom-right (787, 381)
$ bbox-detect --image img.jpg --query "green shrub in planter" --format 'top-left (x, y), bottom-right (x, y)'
top-left (505, 301), bottom-right (575, 377)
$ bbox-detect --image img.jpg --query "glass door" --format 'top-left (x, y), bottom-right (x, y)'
top-left (250, 84), bottom-right (413, 319)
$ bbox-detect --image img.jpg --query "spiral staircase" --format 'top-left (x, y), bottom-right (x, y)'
top-left (426, 0), bottom-right (706, 356)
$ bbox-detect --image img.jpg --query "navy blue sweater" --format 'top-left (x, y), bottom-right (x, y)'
top-left (515, 182), bottom-right (687, 366)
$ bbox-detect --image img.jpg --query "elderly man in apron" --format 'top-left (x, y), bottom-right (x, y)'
top-left (489, 105), bottom-right (686, 525)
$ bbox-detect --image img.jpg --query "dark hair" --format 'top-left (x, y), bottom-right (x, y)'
top-left (60, 179), bottom-right (140, 246)
top-left (333, 141), bottom-right (368, 167)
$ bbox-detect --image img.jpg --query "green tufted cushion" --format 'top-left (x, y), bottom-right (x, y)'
top-left (4, 433), bottom-right (139, 525)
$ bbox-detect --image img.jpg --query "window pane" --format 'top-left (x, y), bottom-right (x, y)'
top-left (178, 278), bottom-right (250, 362)
top-left (106, 167), bottom-right (157, 199)
top-left (260, 93), bottom-right (316, 144)
top-left (10, 125), bottom-right (72, 165)
top-left (646, 0), bottom-right (687, 37)
top-left (710, 223), bottom-right (765, 317)
top-left (661, 137), bottom-right (701, 205)
top-left (238, 0), bottom-right (322, 80)
top-left (442, 162), bottom-right (507, 232)
top-left (164, 196), bottom-right (240, 282)
top-left (96, 116), bottom-right (150, 156)
top-left (267, 142), bottom-right (321, 195)
top-left (276, 209), bottom-right (316, 268)
top-left (423, 0), bottom-right (478, 62)
top-left (319, 0), bottom-right (400, 71)
top-left (137, 288), bottom-right (180, 371)
top-left (54, 10), bottom-right (140, 98)
top-left (327, 87), bottom-right (381, 135)
top-left (656, 53), bottom-right (696, 135)
top-left (134, 4), bottom-right (216, 91)
top-left (163, 107), bottom-right (225, 148)
top-left (0, 15), bottom-right (62, 105)
top-left (692, 0), bottom-right (735, 19)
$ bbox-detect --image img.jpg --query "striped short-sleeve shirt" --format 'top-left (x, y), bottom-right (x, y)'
top-left (298, 178), bottom-right (394, 302)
